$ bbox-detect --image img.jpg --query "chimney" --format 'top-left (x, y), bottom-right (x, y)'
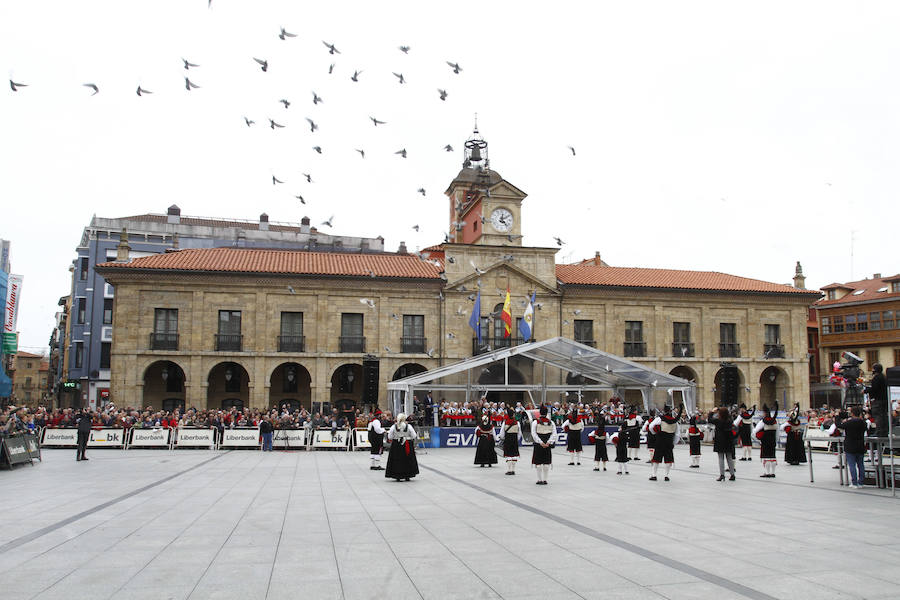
top-left (300, 216), bottom-right (310, 234)
top-left (167, 204), bottom-right (181, 224)
top-left (793, 261), bottom-right (806, 289)
top-left (398, 241), bottom-right (408, 254)
top-left (116, 228), bottom-right (131, 262)
top-left (259, 213), bottom-right (269, 231)
top-left (874, 273), bottom-right (882, 279)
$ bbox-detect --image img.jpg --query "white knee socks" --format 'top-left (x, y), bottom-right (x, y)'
top-left (651, 462), bottom-right (659, 477)
top-left (663, 463), bottom-right (672, 477)
top-left (576, 451), bottom-right (582, 465)
top-left (691, 455), bottom-right (700, 467)
top-left (743, 446), bottom-right (752, 460)
top-left (507, 460), bottom-right (516, 474)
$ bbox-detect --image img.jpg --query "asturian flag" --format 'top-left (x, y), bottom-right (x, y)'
top-left (518, 291), bottom-right (536, 341)
top-left (501, 287), bottom-right (513, 338)
top-left (469, 290), bottom-right (482, 345)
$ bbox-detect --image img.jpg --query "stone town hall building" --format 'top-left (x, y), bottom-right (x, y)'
top-left (97, 132), bottom-right (820, 414)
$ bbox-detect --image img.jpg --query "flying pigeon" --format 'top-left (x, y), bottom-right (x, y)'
top-left (384, 346), bottom-right (392, 353)
top-left (395, 148), bottom-right (407, 158)
top-left (446, 332), bottom-right (456, 339)
top-left (279, 27), bottom-right (297, 40)
top-left (506, 234), bottom-right (523, 242)
top-left (305, 118), bottom-right (319, 133)
top-left (328, 63), bottom-right (335, 74)
top-left (399, 45), bottom-right (410, 53)
top-left (182, 58), bottom-right (199, 69)
top-left (393, 72), bottom-right (405, 84)
top-left (272, 176), bottom-right (284, 185)
top-left (321, 215), bottom-right (334, 227)
top-left (295, 194), bottom-right (305, 204)
top-left (303, 173), bottom-right (312, 183)
top-left (287, 286), bottom-right (296, 294)
top-left (279, 99), bottom-right (290, 109)
top-left (573, 309), bottom-right (582, 315)
top-left (438, 89), bottom-right (448, 101)
top-left (351, 70), bottom-right (362, 82)
top-left (417, 188), bottom-right (426, 196)
top-left (184, 77), bottom-right (200, 90)
top-left (243, 117), bottom-right (255, 127)
top-left (322, 41), bottom-right (340, 54)
top-left (553, 236), bottom-right (564, 246)
top-left (312, 146), bottom-right (322, 154)
top-left (426, 348), bottom-right (435, 358)
top-left (567, 146), bottom-right (576, 156)
top-left (360, 298), bottom-right (376, 309)
top-left (355, 149), bottom-right (365, 158)
top-left (253, 57), bottom-right (268, 72)
top-left (446, 61), bottom-right (462, 74)
top-left (470, 260), bottom-right (485, 276)
top-left (82, 83), bottom-right (99, 95)
top-left (370, 116), bottom-right (386, 126)
top-left (444, 144), bottom-right (454, 152)
top-left (269, 119), bottom-right (285, 129)
top-left (312, 91), bottom-right (322, 105)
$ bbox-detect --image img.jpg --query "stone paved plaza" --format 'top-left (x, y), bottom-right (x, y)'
top-left (2, 445), bottom-right (899, 600)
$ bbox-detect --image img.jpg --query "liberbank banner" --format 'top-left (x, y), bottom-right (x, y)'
top-left (3, 274), bottom-right (23, 354)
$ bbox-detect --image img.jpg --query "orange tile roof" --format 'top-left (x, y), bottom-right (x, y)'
top-left (96, 247), bottom-right (443, 279)
top-left (815, 274), bottom-right (900, 307)
top-left (556, 265), bottom-right (820, 295)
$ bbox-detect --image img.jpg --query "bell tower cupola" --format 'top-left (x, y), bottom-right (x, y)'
top-left (445, 121), bottom-right (527, 247)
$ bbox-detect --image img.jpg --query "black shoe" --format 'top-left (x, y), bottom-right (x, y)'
top-left (759, 474), bottom-right (768, 478)
top-left (616, 472), bottom-right (622, 476)
top-left (488, 464), bottom-right (492, 467)
top-left (645, 460), bottom-right (652, 463)
top-left (729, 474), bottom-right (735, 481)
top-left (568, 462), bottom-right (575, 466)
top-left (405, 478), bottom-right (411, 481)
top-left (375, 466), bottom-right (384, 470)
top-left (593, 468), bottom-right (600, 471)
top-left (739, 458), bottom-right (746, 461)
top-left (769, 474), bottom-right (775, 478)
top-left (649, 476), bottom-right (657, 481)
top-left (370, 466), bottom-right (376, 470)
top-left (625, 471), bottom-right (630, 475)
top-left (832, 465), bottom-right (841, 469)
top-left (603, 467), bottom-right (607, 471)
top-left (664, 477), bottom-right (670, 482)
top-left (480, 464), bottom-right (485, 468)
top-left (717, 475), bottom-right (725, 481)
top-left (536, 481), bottom-right (542, 484)
top-left (689, 465), bottom-right (699, 468)
top-left (81, 457), bottom-right (88, 460)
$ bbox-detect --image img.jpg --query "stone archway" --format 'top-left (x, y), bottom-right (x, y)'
top-left (329, 363), bottom-right (363, 421)
top-left (759, 366), bottom-right (790, 411)
top-left (669, 366), bottom-right (698, 409)
top-left (208, 362), bottom-right (250, 410)
top-left (143, 360), bottom-right (186, 410)
top-left (270, 362), bottom-right (312, 411)
top-left (714, 365), bottom-right (745, 408)
top-left (392, 363), bottom-right (428, 381)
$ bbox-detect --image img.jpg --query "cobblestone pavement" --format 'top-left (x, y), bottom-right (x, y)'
top-left (1, 445), bottom-right (898, 600)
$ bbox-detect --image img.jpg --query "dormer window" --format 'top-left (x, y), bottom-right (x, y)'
top-left (827, 290), bottom-right (836, 300)
top-left (852, 289), bottom-right (865, 296)
top-left (893, 282), bottom-right (900, 293)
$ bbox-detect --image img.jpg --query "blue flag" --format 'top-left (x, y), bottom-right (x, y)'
top-left (469, 290), bottom-right (482, 344)
top-left (519, 292), bottom-right (535, 341)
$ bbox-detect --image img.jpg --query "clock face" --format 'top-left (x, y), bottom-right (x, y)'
top-left (490, 208), bottom-right (513, 233)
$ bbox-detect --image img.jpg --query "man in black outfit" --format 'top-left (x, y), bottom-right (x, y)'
top-left (76, 409), bottom-right (93, 461)
top-left (866, 364), bottom-right (888, 437)
top-left (836, 406), bottom-right (867, 488)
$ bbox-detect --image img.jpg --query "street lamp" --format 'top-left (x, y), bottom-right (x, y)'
top-left (161, 367), bottom-right (169, 382)
top-left (225, 368), bottom-right (233, 382)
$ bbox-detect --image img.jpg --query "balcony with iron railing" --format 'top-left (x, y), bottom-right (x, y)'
top-left (672, 342), bottom-right (695, 358)
top-left (215, 334), bottom-right (243, 352)
top-left (150, 332), bottom-right (179, 351)
top-left (719, 342), bottom-right (741, 358)
top-left (764, 343), bottom-right (785, 359)
top-left (339, 336), bottom-right (366, 353)
top-left (278, 335), bottom-right (306, 352)
top-left (401, 337), bottom-right (427, 354)
top-left (624, 341), bottom-right (647, 357)
top-left (473, 336), bottom-right (526, 355)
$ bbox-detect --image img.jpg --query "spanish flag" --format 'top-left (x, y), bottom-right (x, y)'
top-left (501, 287), bottom-right (513, 338)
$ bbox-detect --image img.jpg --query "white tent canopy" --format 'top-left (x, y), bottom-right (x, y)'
top-left (386, 337), bottom-right (696, 417)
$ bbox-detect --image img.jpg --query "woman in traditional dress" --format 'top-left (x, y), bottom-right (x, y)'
top-left (782, 403), bottom-right (806, 466)
top-left (385, 413), bottom-right (419, 481)
top-left (687, 414), bottom-right (704, 468)
top-left (588, 413), bottom-right (609, 471)
top-left (474, 413), bottom-right (498, 467)
top-left (734, 404), bottom-right (756, 461)
top-left (531, 405), bottom-right (555, 485)
top-left (562, 407), bottom-right (584, 465)
top-left (753, 402), bottom-right (778, 478)
top-left (612, 423), bottom-right (631, 475)
top-left (499, 408), bottom-right (520, 475)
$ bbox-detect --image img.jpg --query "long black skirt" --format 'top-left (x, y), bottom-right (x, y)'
top-left (759, 431), bottom-right (776, 459)
top-left (646, 432), bottom-right (657, 450)
top-left (689, 436), bottom-right (702, 456)
top-left (615, 440), bottom-right (630, 463)
top-left (566, 430), bottom-right (583, 452)
top-left (503, 434), bottom-right (519, 458)
top-left (594, 440), bottom-right (608, 462)
top-left (385, 439), bottom-right (419, 480)
top-left (474, 435), bottom-right (498, 465)
top-left (532, 443), bottom-right (553, 465)
top-left (739, 423), bottom-right (753, 447)
top-left (784, 431), bottom-right (806, 464)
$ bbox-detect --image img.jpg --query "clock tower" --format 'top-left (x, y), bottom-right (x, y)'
top-left (445, 126), bottom-right (527, 246)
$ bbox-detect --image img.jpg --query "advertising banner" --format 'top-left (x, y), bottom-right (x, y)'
top-left (272, 428), bottom-right (307, 449)
top-left (312, 428), bottom-right (350, 449)
top-left (2, 436), bottom-right (32, 466)
top-left (438, 425), bottom-right (612, 448)
top-left (3, 274), bottom-right (23, 354)
top-left (353, 428), bottom-right (372, 449)
top-left (175, 428), bottom-right (216, 448)
top-left (129, 428), bottom-right (171, 448)
top-left (24, 434), bottom-right (41, 460)
top-left (41, 428), bottom-right (79, 446)
top-left (88, 428), bottom-right (126, 447)
top-left (220, 428), bottom-right (260, 448)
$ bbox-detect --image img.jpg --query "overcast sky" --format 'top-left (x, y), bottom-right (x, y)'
top-left (2, 1), bottom-right (899, 353)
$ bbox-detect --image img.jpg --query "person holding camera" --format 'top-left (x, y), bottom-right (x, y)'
top-left (708, 407), bottom-right (736, 481)
top-left (76, 409), bottom-right (93, 461)
top-left (866, 364), bottom-right (888, 437)
top-left (836, 406), bottom-right (867, 488)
